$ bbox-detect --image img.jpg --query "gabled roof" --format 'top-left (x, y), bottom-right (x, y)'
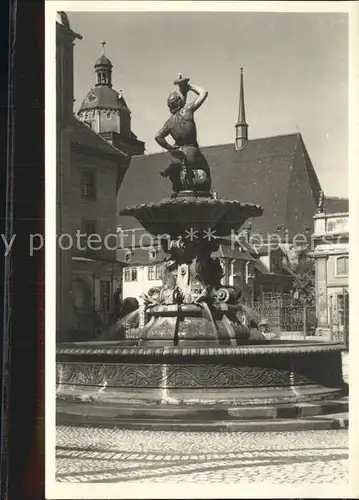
top-left (324, 196), bottom-right (349, 214)
top-left (69, 116), bottom-right (128, 159)
top-left (118, 133), bottom-right (322, 238)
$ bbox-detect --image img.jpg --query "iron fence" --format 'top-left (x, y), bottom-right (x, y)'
top-left (72, 289), bottom-right (349, 346)
top-left (243, 297), bottom-right (316, 338)
top-left (244, 289), bottom-right (349, 345)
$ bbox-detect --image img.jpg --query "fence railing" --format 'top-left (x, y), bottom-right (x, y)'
top-left (244, 291), bottom-right (349, 345)
top-left (243, 298), bottom-right (316, 337)
top-left (72, 292), bottom-right (349, 346)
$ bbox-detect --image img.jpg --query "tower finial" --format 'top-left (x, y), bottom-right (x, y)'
top-left (235, 67), bottom-right (248, 150)
top-left (101, 40), bottom-right (106, 54)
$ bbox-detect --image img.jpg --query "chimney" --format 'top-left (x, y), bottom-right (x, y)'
top-left (235, 68), bottom-right (248, 150)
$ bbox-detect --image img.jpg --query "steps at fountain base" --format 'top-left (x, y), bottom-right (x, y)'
top-left (56, 397), bottom-right (348, 432)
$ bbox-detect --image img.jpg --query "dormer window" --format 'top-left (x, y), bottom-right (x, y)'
top-left (149, 247), bottom-right (157, 260)
top-left (124, 250), bottom-right (133, 263)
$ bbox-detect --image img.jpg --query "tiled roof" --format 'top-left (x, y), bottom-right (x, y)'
top-left (118, 133), bottom-right (322, 238)
top-left (117, 247), bottom-right (167, 266)
top-left (70, 116), bottom-right (128, 159)
top-left (324, 196), bottom-right (349, 214)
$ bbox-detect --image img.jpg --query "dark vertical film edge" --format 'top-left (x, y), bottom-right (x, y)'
top-left (1, 0), bottom-right (14, 498)
top-left (5, 1), bottom-right (44, 499)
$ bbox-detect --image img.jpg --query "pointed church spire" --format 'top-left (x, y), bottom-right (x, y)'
top-left (235, 67), bottom-right (248, 150)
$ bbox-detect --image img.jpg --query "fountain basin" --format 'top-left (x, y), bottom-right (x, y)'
top-left (56, 341), bottom-right (346, 406)
top-left (120, 195), bottom-right (263, 238)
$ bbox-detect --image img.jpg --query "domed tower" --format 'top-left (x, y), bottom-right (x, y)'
top-left (78, 42), bottom-right (145, 156)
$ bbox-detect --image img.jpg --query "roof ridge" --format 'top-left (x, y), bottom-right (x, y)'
top-left (198, 132), bottom-right (301, 150)
top-left (142, 132), bottom-right (302, 157)
top-left (245, 132), bottom-right (300, 142)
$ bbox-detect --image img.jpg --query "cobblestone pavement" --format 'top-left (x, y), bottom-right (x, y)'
top-left (56, 427), bottom-right (348, 484)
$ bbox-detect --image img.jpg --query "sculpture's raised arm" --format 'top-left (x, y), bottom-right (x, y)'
top-left (174, 75), bottom-right (208, 113)
top-left (185, 83), bottom-right (208, 112)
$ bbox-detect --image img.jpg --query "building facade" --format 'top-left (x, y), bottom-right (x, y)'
top-left (312, 203), bottom-right (349, 341)
top-left (56, 13), bottom-right (144, 341)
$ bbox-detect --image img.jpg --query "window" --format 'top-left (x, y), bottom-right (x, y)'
top-left (336, 256), bottom-right (349, 276)
top-left (81, 170), bottom-right (96, 199)
top-left (337, 293), bottom-right (349, 328)
top-left (100, 281), bottom-right (111, 312)
top-left (124, 267), bottom-right (138, 282)
top-left (148, 265), bottom-right (162, 281)
top-left (327, 217), bottom-right (348, 233)
top-left (80, 220), bottom-right (97, 253)
top-left (245, 262), bottom-right (255, 283)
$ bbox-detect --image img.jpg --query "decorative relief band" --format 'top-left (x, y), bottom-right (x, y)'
top-left (56, 362), bottom-right (312, 388)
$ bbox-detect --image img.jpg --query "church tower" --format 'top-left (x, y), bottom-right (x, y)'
top-left (78, 42), bottom-right (145, 156)
top-left (56, 11), bottom-right (82, 120)
top-left (235, 68), bottom-right (248, 150)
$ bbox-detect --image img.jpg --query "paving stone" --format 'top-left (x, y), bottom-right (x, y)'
top-left (55, 426), bottom-right (348, 484)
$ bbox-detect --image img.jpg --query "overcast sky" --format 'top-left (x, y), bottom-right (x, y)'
top-left (69, 11), bottom-right (348, 198)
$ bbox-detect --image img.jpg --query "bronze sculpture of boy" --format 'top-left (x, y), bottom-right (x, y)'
top-left (155, 75), bottom-right (212, 194)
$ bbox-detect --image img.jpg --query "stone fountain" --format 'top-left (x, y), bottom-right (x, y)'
top-left (56, 76), bottom-right (347, 430)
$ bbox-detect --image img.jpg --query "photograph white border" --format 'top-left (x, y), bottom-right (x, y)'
top-left (45, 2), bottom-right (359, 498)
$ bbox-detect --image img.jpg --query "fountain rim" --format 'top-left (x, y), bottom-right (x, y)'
top-left (56, 341), bottom-right (346, 357)
top-left (120, 196), bottom-right (263, 216)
